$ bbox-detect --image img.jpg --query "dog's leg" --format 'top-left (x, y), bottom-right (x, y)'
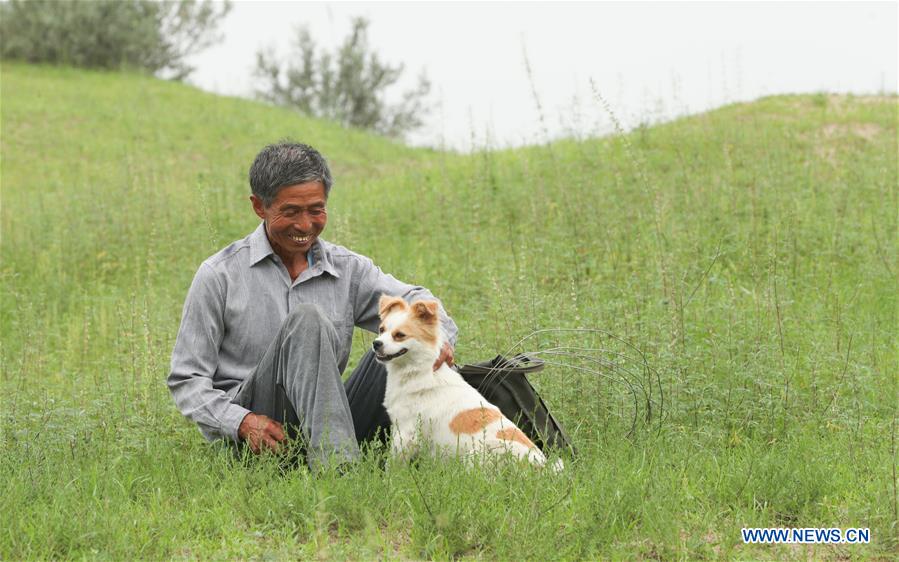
top-left (390, 425), bottom-right (419, 463)
top-left (486, 425), bottom-right (555, 468)
top-left (491, 438), bottom-right (543, 463)
top-left (502, 441), bottom-right (564, 471)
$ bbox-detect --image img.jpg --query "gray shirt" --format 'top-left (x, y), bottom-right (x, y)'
top-left (168, 222), bottom-right (458, 443)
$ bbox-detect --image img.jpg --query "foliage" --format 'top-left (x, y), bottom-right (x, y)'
top-left (1, 63), bottom-right (897, 558)
top-left (0, 0), bottom-right (231, 79)
top-left (254, 17), bottom-right (431, 139)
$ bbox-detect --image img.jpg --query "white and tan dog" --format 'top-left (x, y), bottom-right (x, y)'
top-left (373, 296), bottom-right (557, 469)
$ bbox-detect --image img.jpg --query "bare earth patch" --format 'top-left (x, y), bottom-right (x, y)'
top-left (782, 94), bottom-right (896, 118)
top-left (821, 123), bottom-right (883, 141)
top-left (808, 121), bottom-right (884, 165)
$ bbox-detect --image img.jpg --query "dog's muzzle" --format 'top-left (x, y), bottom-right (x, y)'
top-left (372, 340), bottom-right (408, 362)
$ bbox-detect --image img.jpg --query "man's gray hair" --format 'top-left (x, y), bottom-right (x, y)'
top-left (249, 141), bottom-right (333, 206)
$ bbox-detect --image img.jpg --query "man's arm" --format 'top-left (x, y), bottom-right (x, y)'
top-left (351, 255), bottom-right (458, 347)
top-left (167, 262), bottom-right (251, 443)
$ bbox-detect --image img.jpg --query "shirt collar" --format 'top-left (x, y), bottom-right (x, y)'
top-left (248, 221), bottom-right (340, 278)
top-left (309, 238), bottom-right (341, 278)
top-left (249, 222), bottom-right (274, 266)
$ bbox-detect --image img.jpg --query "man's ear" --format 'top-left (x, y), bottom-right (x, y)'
top-left (379, 295), bottom-right (407, 319)
top-left (250, 195), bottom-right (266, 220)
top-left (412, 300), bottom-right (439, 322)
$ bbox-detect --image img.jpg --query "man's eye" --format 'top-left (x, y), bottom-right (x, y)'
top-left (310, 209), bottom-right (325, 216)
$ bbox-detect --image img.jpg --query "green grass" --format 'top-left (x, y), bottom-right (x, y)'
top-left (1, 61), bottom-right (896, 559)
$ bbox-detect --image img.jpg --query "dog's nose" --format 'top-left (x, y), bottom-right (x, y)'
top-left (372, 340), bottom-right (383, 351)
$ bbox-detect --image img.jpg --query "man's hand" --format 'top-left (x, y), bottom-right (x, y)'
top-left (238, 413), bottom-right (286, 454)
top-left (433, 342), bottom-right (455, 371)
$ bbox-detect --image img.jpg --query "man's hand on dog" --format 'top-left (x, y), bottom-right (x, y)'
top-left (433, 342), bottom-right (455, 371)
top-left (238, 413), bottom-right (286, 454)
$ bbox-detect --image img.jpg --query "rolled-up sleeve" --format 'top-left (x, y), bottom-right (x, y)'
top-left (351, 256), bottom-right (458, 346)
top-left (167, 262), bottom-right (251, 442)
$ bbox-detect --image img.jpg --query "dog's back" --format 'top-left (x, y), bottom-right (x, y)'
top-left (387, 364), bottom-right (551, 465)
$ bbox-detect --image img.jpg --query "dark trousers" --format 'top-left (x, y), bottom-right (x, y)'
top-left (343, 349), bottom-right (392, 445)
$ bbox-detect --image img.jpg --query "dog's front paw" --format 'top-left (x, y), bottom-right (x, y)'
top-left (389, 429), bottom-right (419, 462)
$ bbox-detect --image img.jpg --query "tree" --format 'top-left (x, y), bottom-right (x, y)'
top-left (0, 0), bottom-right (231, 80)
top-left (254, 18), bottom-right (431, 139)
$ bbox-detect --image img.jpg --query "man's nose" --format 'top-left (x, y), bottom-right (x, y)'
top-left (295, 215), bottom-right (312, 231)
top-left (372, 340), bottom-right (384, 352)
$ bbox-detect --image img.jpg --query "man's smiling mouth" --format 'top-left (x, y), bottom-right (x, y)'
top-left (290, 234), bottom-right (312, 244)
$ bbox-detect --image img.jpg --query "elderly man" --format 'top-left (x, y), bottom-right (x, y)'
top-left (168, 142), bottom-right (457, 469)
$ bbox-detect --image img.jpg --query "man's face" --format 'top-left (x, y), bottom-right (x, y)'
top-left (251, 181), bottom-right (328, 262)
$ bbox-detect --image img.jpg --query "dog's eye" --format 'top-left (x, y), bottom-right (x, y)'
top-left (394, 331), bottom-right (406, 340)
top-left (378, 326), bottom-right (385, 334)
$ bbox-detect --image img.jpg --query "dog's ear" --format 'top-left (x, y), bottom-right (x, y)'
top-left (379, 295), bottom-right (407, 319)
top-left (412, 300), bottom-right (439, 322)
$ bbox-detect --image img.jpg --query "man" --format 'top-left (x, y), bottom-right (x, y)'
top-left (167, 142), bottom-right (457, 469)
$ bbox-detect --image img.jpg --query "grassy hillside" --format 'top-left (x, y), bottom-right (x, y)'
top-left (2, 62), bottom-right (897, 559)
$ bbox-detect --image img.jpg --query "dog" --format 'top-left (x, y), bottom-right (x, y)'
top-left (373, 295), bottom-right (560, 470)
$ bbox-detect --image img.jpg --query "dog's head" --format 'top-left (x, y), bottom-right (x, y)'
top-left (372, 296), bottom-right (440, 367)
